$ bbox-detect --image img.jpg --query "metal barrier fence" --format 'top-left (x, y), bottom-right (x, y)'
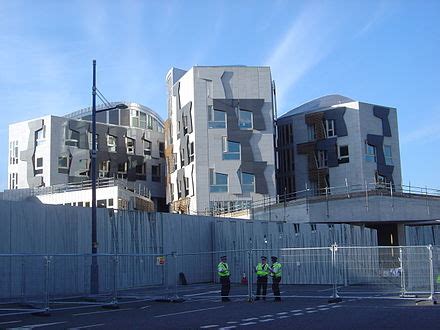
top-left (1, 246), bottom-right (439, 315)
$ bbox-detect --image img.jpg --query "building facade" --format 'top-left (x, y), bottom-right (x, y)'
top-left (8, 102), bottom-right (166, 210)
top-left (165, 66), bottom-right (277, 214)
top-left (276, 95), bottom-right (402, 197)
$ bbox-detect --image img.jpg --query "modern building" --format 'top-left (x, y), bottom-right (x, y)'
top-left (7, 102), bottom-right (166, 211)
top-left (165, 66), bottom-right (277, 214)
top-left (276, 94), bottom-right (402, 197)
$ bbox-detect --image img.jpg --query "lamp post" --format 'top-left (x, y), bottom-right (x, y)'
top-left (90, 60), bottom-right (128, 294)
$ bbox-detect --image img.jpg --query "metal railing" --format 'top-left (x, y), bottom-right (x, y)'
top-left (1, 245), bottom-right (438, 316)
top-left (207, 182), bottom-right (440, 216)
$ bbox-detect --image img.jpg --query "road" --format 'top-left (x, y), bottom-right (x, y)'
top-left (0, 296), bottom-right (439, 329)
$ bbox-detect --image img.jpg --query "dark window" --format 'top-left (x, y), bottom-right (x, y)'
top-left (338, 145), bottom-right (349, 164)
top-left (159, 142), bottom-right (165, 158)
top-left (152, 165), bottom-right (161, 182)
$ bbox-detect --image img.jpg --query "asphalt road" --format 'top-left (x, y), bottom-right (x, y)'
top-left (1, 295), bottom-right (439, 329)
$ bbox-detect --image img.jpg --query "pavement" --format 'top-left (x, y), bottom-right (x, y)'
top-left (1, 284), bottom-right (439, 329)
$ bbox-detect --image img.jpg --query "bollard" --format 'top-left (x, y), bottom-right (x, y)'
top-left (247, 250), bottom-right (253, 302)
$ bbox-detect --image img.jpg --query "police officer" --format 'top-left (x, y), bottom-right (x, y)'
top-left (218, 255), bottom-right (230, 302)
top-left (269, 256), bottom-right (282, 301)
top-left (255, 256), bottom-right (270, 300)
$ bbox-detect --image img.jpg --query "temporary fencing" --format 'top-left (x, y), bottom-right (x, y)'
top-left (1, 245), bottom-right (439, 315)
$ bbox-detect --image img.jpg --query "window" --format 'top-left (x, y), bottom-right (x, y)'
top-left (85, 201), bottom-right (91, 207)
top-left (365, 144), bottom-right (377, 162)
top-left (338, 145), bottom-right (349, 164)
top-left (58, 156), bottom-right (69, 173)
top-left (131, 110), bottom-right (152, 129)
top-left (189, 142), bottom-right (194, 163)
top-left (136, 163), bottom-right (146, 175)
top-left (324, 119), bottom-right (335, 137)
top-left (117, 162), bottom-right (127, 179)
top-left (384, 145), bottom-right (393, 165)
top-left (209, 170), bottom-right (228, 192)
top-left (183, 115), bottom-right (189, 135)
top-left (78, 202), bottom-right (84, 207)
top-left (184, 177), bottom-right (190, 196)
top-left (97, 199), bottom-right (107, 208)
top-left (143, 139), bottom-right (152, 156)
top-left (307, 124), bottom-right (316, 141)
top-left (170, 183), bottom-right (175, 201)
top-left (311, 224), bottom-right (317, 233)
top-left (239, 110), bottom-right (253, 129)
top-left (35, 157), bottom-right (43, 175)
top-left (152, 164), bottom-right (161, 182)
top-left (99, 160), bottom-right (110, 177)
top-left (316, 150), bottom-right (328, 168)
top-left (107, 135), bottom-right (117, 152)
top-left (65, 128), bottom-right (79, 147)
top-left (78, 159), bottom-right (89, 176)
top-left (208, 107), bottom-right (226, 128)
top-left (241, 172), bottom-right (255, 193)
top-left (222, 138), bottom-right (240, 160)
top-left (88, 132), bottom-right (99, 150)
top-left (9, 172), bottom-right (18, 189)
top-left (126, 137), bottom-right (135, 154)
top-left (9, 141), bottom-right (18, 165)
top-left (108, 199), bottom-right (114, 207)
top-left (36, 123), bottom-right (46, 146)
top-left (159, 142), bottom-right (165, 158)
top-left (173, 153), bottom-right (177, 172)
top-left (294, 223), bottom-right (300, 235)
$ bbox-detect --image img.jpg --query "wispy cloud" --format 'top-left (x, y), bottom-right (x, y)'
top-left (401, 115), bottom-right (440, 144)
top-left (354, 1), bottom-right (389, 39)
top-left (265, 3), bottom-right (343, 108)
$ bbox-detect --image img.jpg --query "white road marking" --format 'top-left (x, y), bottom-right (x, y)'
top-left (276, 312), bottom-right (288, 315)
top-left (0, 320), bottom-right (22, 325)
top-left (220, 327), bottom-right (236, 330)
top-left (306, 310), bottom-right (317, 313)
top-left (332, 305), bottom-right (342, 308)
top-left (305, 307), bottom-right (315, 310)
top-left (318, 304), bottom-right (328, 308)
top-left (242, 317), bottom-right (259, 321)
top-left (154, 306), bottom-right (224, 318)
top-left (69, 324), bottom-right (105, 330)
top-left (184, 290), bottom-right (220, 297)
top-left (140, 305), bottom-right (151, 310)
top-left (260, 314), bottom-right (274, 318)
top-left (20, 321), bottom-right (67, 328)
top-left (73, 308), bottom-right (132, 316)
top-left (226, 321), bottom-right (238, 324)
top-left (200, 325), bottom-right (219, 329)
top-left (319, 308), bottom-right (330, 311)
top-left (259, 318), bottom-right (274, 322)
top-left (278, 316), bottom-right (290, 319)
top-left (290, 309), bottom-right (302, 313)
top-left (240, 322), bottom-right (257, 326)
top-left (293, 313), bottom-right (304, 316)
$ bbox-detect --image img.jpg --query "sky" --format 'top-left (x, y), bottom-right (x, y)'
top-left (0, 0), bottom-right (439, 189)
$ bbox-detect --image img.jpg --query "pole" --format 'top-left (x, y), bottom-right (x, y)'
top-left (91, 59), bottom-right (99, 294)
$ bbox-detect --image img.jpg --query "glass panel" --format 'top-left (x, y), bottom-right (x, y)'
top-left (239, 110), bottom-right (253, 129)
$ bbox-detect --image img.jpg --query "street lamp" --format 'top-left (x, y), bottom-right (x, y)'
top-left (90, 59), bottom-right (128, 294)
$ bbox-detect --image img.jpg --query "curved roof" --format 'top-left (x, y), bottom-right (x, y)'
top-left (64, 101), bottom-right (165, 127)
top-left (279, 94), bottom-right (355, 119)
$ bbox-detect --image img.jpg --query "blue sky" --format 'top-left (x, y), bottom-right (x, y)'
top-left (0, 0), bottom-right (439, 189)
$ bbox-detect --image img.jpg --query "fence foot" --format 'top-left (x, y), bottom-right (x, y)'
top-left (416, 299), bottom-right (437, 306)
top-left (328, 297), bottom-right (342, 303)
top-left (103, 300), bottom-right (119, 309)
top-left (32, 308), bottom-right (51, 317)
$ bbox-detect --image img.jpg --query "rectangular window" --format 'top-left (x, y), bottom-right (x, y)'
top-left (239, 110), bottom-right (253, 129)
top-left (78, 202), bottom-right (84, 207)
top-left (173, 153), bottom-right (177, 172)
top-left (35, 157), bottom-right (43, 175)
top-left (316, 150), bottom-right (328, 168)
top-left (159, 142), bottom-right (165, 158)
top-left (184, 177), bottom-right (190, 196)
top-left (384, 145), bottom-right (393, 165)
top-left (117, 162), bottom-right (127, 179)
top-left (136, 163), bottom-right (146, 175)
top-left (97, 199), bottom-right (107, 208)
top-left (9, 172), bottom-right (18, 189)
top-left (126, 137), bottom-right (135, 154)
top-left (307, 124), bottom-right (316, 141)
top-left (65, 129), bottom-right (80, 147)
top-left (107, 135), bottom-right (117, 152)
top-left (189, 142), bottom-right (194, 163)
top-left (170, 183), bottom-right (175, 201)
top-left (9, 141), bottom-right (19, 165)
top-left (152, 165), bottom-right (161, 182)
top-left (209, 170), bottom-right (228, 193)
top-left (36, 123), bottom-right (46, 146)
top-left (222, 137), bottom-right (240, 160)
top-left (108, 198), bottom-right (114, 207)
top-left (99, 160), bottom-right (110, 177)
top-left (208, 108), bottom-right (226, 128)
top-left (88, 132), bottom-right (99, 150)
top-left (58, 156), bottom-right (69, 172)
top-left (241, 172), bottom-right (255, 193)
top-left (85, 201), bottom-right (91, 207)
top-left (78, 159), bottom-right (89, 176)
top-left (324, 119), bottom-right (335, 137)
top-left (338, 145), bottom-right (349, 164)
top-left (365, 144), bottom-right (377, 162)
top-left (143, 139), bottom-right (152, 156)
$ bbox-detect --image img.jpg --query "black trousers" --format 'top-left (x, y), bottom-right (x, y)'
top-left (256, 276), bottom-right (268, 299)
top-left (220, 276), bottom-right (230, 298)
top-left (272, 277), bottom-right (281, 299)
